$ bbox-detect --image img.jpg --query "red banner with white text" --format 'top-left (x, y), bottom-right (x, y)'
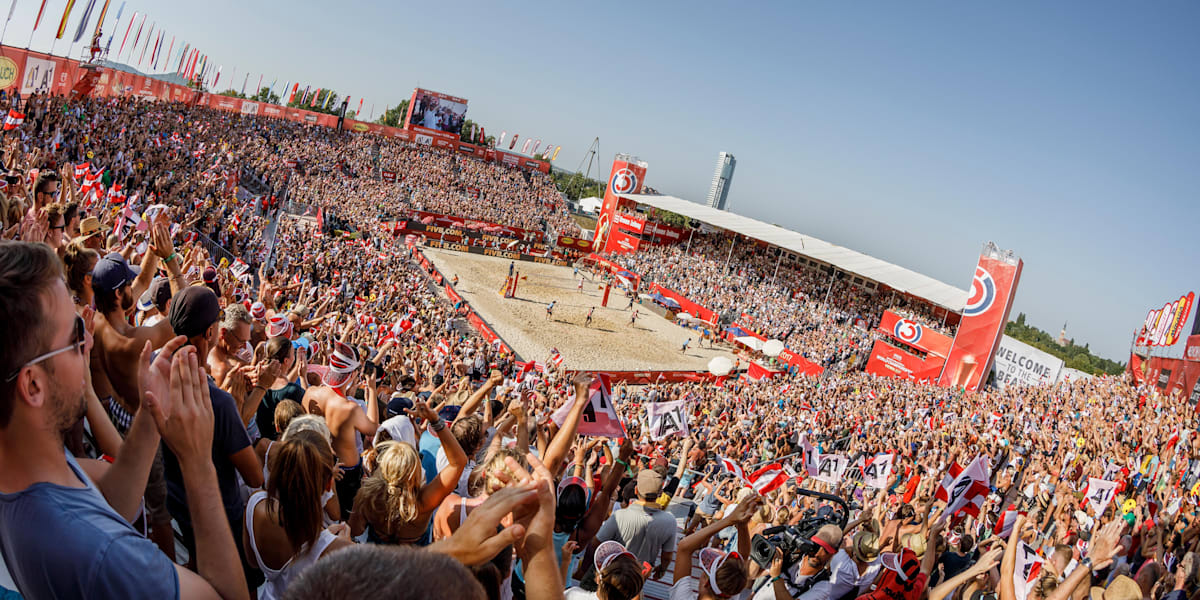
top-left (866, 340), bottom-right (929, 380)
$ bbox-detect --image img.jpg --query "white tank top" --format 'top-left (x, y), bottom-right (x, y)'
top-left (244, 491), bottom-right (339, 600)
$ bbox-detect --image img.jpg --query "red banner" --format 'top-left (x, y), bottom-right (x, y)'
top-left (1128, 353), bottom-right (1200, 406)
top-left (865, 340), bottom-right (928, 380)
top-left (746, 362), bottom-right (783, 381)
top-left (937, 252), bottom-right (1023, 391)
top-left (410, 210), bottom-right (541, 240)
top-left (594, 157), bottom-right (647, 254)
top-left (567, 370), bottom-right (713, 385)
top-left (556, 235), bottom-right (593, 252)
top-left (444, 283), bottom-right (462, 305)
top-left (1186, 335), bottom-right (1200, 362)
top-left (647, 283), bottom-right (717, 324)
top-left (877, 310), bottom-right (952, 358)
top-left (777, 348), bottom-right (825, 377)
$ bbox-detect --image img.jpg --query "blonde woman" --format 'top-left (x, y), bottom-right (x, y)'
top-left (349, 401), bottom-right (467, 545)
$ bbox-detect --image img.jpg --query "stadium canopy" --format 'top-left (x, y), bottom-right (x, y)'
top-left (622, 193), bottom-right (969, 313)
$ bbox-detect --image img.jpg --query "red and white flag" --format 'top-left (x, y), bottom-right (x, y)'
top-left (2, 109), bottom-right (24, 130)
top-left (748, 463), bottom-right (788, 495)
top-left (550, 373), bottom-right (624, 438)
top-left (354, 295), bottom-right (367, 310)
top-left (1013, 543), bottom-right (1044, 600)
top-left (549, 348), bottom-right (564, 367)
top-left (993, 506), bottom-right (1025, 538)
top-left (436, 339), bottom-right (450, 357)
top-left (646, 399), bottom-right (689, 441)
top-left (74, 162), bottom-right (91, 180)
top-left (719, 456), bottom-right (747, 482)
top-left (935, 455), bottom-right (991, 520)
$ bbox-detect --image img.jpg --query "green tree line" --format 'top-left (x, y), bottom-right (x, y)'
top-left (1005, 313), bottom-right (1125, 375)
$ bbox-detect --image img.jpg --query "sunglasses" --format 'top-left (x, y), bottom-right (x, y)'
top-left (5, 315), bottom-right (86, 382)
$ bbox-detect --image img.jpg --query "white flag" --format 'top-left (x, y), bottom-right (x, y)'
top-left (812, 453), bottom-right (849, 485)
top-left (646, 399), bottom-right (689, 441)
top-left (1084, 478), bottom-right (1119, 518)
top-left (862, 453), bottom-right (894, 489)
top-left (1013, 543), bottom-right (1044, 600)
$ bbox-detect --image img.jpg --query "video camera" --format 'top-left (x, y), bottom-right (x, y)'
top-left (749, 487), bottom-right (850, 570)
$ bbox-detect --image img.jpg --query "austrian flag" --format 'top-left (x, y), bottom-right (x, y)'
top-left (2, 109), bottom-right (24, 130)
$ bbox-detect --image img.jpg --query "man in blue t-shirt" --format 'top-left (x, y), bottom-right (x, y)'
top-left (0, 242), bottom-right (248, 599)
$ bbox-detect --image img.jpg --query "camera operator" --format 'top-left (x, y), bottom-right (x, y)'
top-left (753, 523), bottom-right (843, 600)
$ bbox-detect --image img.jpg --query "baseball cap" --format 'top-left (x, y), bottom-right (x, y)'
top-left (137, 277), bottom-right (172, 312)
top-left (636, 469), bottom-right (664, 497)
top-left (594, 540), bottom-right (636, 573)
top-left (168, 286), bottom-right (221, 339)
top-left (698, 548), bottom-right (742, 597)
top-left (386, 395), bottom-right (414, 418)
top-left (92, 252), bottom-right (140, 291)
top-left (437, 405), bottom-right (461, 423)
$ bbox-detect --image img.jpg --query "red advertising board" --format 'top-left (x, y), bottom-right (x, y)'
top-left (1128, 353), bottom-right (1200, 406)
top-left (569, 370), bottom-right (713, 385)
top-left (594, 157), bottom-right (648, 254)
top-left (411, 210), bottom-right (541, 241)
top-left (777, 348), bottom-right (825, 377)
top-left (1186, 335), bottom-right (1200, 362)
top-left (642, 220), bottom-right (686, 245)
top-left (646, 283), bottom-right (717, 324)
top-left (877, 310), bottom-right (952, 358)
top-left (865, 340), bottom-right (928, 380)
top-left (937, 251), bottom-right (1023, 391)
top-left (556, 235), bottom-right (594, 252)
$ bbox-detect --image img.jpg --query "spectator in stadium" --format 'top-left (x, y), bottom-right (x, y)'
top-left (0, 240), bottom-right (247, 599)
top-left (243, 429), bottom-right (353, 599)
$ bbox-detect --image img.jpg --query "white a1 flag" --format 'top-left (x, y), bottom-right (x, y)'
top-left (1084, 478), bottom-right (1119, 517)
top-left (812, 453), bottom-right (849, 484)
top-left (862, 454), bottom-right (894, 489)
top-left (646, 399), bottom-right (689, 441)
top-left (550, 373), bottom-right (624, 438)
top-left (1013, 542), bottom-right (1044, 600)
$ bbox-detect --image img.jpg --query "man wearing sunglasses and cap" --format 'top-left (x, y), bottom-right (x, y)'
top-left (0, 241), bottom-right (247, 599)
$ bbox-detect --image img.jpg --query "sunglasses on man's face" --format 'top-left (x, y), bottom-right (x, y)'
top-left (5, 315), bottom-right (86, 382)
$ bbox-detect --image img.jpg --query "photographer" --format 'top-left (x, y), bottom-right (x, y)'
top-left (753, 522), bottom-right (844, 600)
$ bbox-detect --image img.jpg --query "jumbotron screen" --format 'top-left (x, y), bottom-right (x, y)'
top-left (407, 88), bottom-right (468, 135)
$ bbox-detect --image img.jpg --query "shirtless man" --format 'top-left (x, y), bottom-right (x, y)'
top-left (87, 225), bottom-right (185, 555)
top-left (302, 342), bottom-right (380, 519)
top-left (208, 304), bottom-right (277, 434)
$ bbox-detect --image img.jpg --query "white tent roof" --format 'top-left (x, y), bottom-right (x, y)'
top-left (624, 194), bottom-right (969, 312)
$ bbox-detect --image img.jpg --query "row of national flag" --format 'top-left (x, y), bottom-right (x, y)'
top-left (493, 131), bottom-right (562, 160)
top-left (7, 2), bottom-right (552, 158)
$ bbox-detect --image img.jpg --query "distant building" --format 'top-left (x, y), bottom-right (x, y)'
top-left (1057, 323), bottom-right (1069, 346)
top-left (705, 152), bottom-right (736, 210)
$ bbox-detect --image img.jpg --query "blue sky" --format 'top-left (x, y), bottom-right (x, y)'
top-left (9, 1), bottom-right (1199, 361)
